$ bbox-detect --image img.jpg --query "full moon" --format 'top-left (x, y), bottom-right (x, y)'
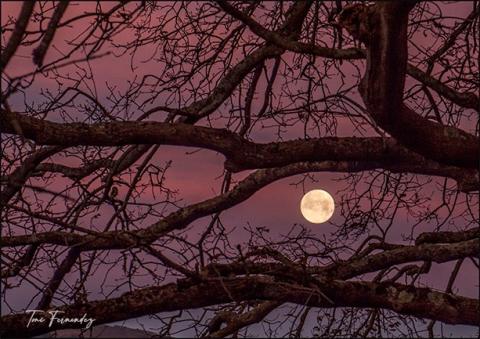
top-left (300, 189), bottom-right (335, 224)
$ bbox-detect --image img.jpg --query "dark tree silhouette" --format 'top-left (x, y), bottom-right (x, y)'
top-left (1, 1), bottom-right (479, 337)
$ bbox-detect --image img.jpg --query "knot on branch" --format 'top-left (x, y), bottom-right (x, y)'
top-left (336, 3), bottom-right (376, 44)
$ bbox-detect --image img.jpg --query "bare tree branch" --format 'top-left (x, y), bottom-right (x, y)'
top-left (1, 276), bottom-right (477, 337)
top-left (32, 1), bottom-right (69, 67)
top-left (0, 1), bottom-right (35, 71)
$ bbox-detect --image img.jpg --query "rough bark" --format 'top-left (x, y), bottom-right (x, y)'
top-left (1, 160), bottom-right (478, 251)
top-left (342, 3), bottom-right (479, 169)
top-left (1, 276), bottom-right (477, 338)
top-left (1, 110), bottom-right (477, 191)
top-left (218, 0), bottom-right (479, 110)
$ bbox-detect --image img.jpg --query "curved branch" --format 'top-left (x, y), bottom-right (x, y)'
top-left (0, 146), bottom-right (64, 207)
top-left (1, 110), bottom-right (477, 191)
top-left (216, 0), bottom-right (364, 60)
top-left (217, 0), bottom-right (479, 110)
top-left (180, 0), bottom-right (312, 122)
top-left (1, 276), bottom-right (477, 337)
top-left (341, 3), bottom-right (478, 169)
top-left (208, 301), bottom-right (281, 338)
top-left (1, 159), bottom-right (477, 250)
top-left (200, 235), bottom-right (479, 281)
top-left (321, 238), bottom-right (479, 280)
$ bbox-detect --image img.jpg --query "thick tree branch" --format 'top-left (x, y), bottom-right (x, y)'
top-left (32, 158), bottom-right (113, 180)
top-left (1, 160), bottom-right (477, 250)
top-left (415, 227), bottom-right (480, 245)
top-left (208, 301), bottom-right (282, 338)
top-left (1, 110), bottom-right (477, 191)
top-left (0, 146), bottom-right (64, 207)
top-left (36, 248), bottom-right (81, 310)
top-left (1, 275), bottom-right (477, 337)
top-left (321, 238), bottom-right (479, 280)
top-left (0, 245), bottom-right (38, 278)
top-left (2, 2), bottom-right (477, 335)
top-left (216, 0), bottom-right (365, 60)
top-left (405, 64), bottom-right (479, 110)
top-left (200, 235), bottom-right (479, 281)
top-left (180, 0), bottom-right (312, 122)
top-left (217, 0), bottom-right (479, 110)
top-left (340, 3), bottom-right (479, 169)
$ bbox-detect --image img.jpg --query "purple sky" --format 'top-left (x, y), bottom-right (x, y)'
top-left (1, 1), bottom-right (478, 337)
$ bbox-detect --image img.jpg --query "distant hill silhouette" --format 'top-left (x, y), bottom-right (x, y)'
top-left (35, 325), bottom-right (159, 338)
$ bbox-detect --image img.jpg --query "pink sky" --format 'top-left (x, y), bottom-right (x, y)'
top-left (1, 1), bottom-right (478, 336)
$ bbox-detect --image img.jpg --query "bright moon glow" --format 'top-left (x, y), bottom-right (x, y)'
top-left (300, 189), bottom-right (335, 224)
